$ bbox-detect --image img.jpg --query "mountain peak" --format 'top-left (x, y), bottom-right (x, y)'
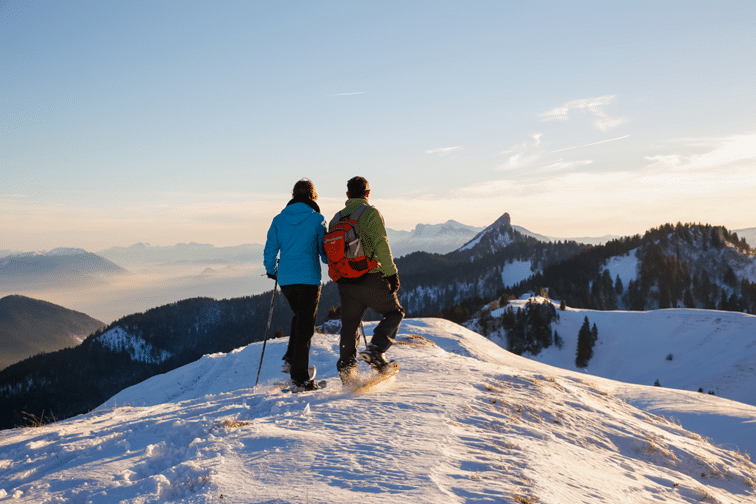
top-left (457, 212), bottom-right (517, 254)
top-left (491, 212), bottom-right (511, 229)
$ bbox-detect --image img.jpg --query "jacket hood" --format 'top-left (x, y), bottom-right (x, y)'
top-left (281, 202), bottom-right (319, 226)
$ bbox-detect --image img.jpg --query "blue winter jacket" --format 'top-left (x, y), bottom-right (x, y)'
top-left (263, 200), bottom-right (328, 286)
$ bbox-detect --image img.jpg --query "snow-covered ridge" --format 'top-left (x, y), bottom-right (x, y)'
top-left (97, 327), bottom-right (171, 364)
top-left (1, 319), bottom-right (754, 503)
top-left (473, 297), bottom-right (756, 408)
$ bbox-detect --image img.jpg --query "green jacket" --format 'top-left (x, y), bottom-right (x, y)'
top-left (329, 198), bottom-right (398, 277)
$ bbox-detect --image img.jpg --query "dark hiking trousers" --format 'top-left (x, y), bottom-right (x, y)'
top-left (337, 272), bottom-right (404, 371)
top-left (280, 284), bottom-right (321, 383)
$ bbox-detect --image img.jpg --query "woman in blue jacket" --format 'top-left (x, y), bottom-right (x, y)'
top-left (263, 179), bottom-right (327, 391)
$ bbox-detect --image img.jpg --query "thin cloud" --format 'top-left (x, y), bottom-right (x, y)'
top-left (426, 146), bottom-right (462, 155)
top-left (498, 134), bottom-right (542, 156)
top-left (595, 117), bottom-right (625, 131)
top-left (550, 134), bottom-right (631, 153)
top-left (644, 154), bottom-right (682, 167)
top-left (539, 95), bottom-right (615, 121)
top-left (331, 92), bottom-right (365, 96)
top-left (500, 152), bottom-right (542, 170)
top-left (539, 95), bottom-right (623, 130)
top-left (539, 159), bottom-right (593, 171)
top-left (645, 133), bottom-right (756, 172)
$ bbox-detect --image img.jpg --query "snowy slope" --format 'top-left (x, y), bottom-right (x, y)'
top-left (485, 298), bottom-right (756, 407)
top-left (1, 319), bottom-right (755, 503)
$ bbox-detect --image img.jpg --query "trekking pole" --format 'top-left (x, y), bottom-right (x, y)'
top-left (360, 321), bottom-right (369, 349)
top-left (255, 266), bottom-right (278, 388)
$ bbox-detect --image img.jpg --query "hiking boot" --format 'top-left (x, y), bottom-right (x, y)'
top-left (291, 379), bottom-right (321, 393)
top-left (359, 344), bottom-right (393, 373)
top-left (338, 364), bottom-right (359, 385)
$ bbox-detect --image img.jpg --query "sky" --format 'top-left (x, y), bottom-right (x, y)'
top-left (2, 0), bottom-right (755, 252)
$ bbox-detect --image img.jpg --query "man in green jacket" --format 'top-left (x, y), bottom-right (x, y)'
top-left (331, 176), bottom-right (404, 384)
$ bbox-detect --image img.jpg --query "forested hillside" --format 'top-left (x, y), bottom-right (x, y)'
top-left (514, 223), bottom-right (756, 313)
top-left (0, 295), bottom-right (295, 429)
top-left (0, 295), bottom-right (105, 370)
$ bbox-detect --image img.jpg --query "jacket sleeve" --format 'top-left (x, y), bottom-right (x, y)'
top-left (263, 219), bottom-right (280, 275)
top-left (317, 215), bottom-right (328, 264)
top-left (362, 207), bottom-right (398, 277)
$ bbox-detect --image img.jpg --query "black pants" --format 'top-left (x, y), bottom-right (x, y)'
top-left (280, 284), bottom-right (321, 383)
top-left (337, 273), bottom-right (404, 371)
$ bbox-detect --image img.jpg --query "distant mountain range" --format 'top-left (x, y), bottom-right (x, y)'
top-left (386, 220), bottom-right (484, 257)
top-left (96, 242), bottom-right (263, 266)
top-left (736, 227), bottom-right (756, 248)
top-left (0, 249), bottom-right (127, 290)
top-left (2, 223), bottom-right (753, 267)
top-left (0, 295), bottom-right (104, 370)
top-left (0, 218), bottom-right (753, 335)
top-left (386, 216), bottom-right (620, 258)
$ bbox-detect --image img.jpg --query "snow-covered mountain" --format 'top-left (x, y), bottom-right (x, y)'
top-left (1, 318), bottom-right (754, 503)
top-left (387, 220), bottom-right (484, 257)
top-left (397, 222), bottom-right (756, 318)
top-left (0, 250), bottom-right (127, 289)
top-left (458, 212), bottom-right (520, 256)
top-left (454, 211), bottom-right (605, 255)
top-left (386, 213), bottom-right (620, 259)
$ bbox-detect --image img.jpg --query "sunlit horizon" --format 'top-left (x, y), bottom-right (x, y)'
top-left (2, 1), bottom-right (755, 252)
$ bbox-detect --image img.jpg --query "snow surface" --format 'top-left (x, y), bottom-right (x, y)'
top-left (601, 250), bottom-right (640, 287)
top-left (2, 319), bottom-right (755, 503)
top-left (488, 299), bottom-right (756, 408)
top-left (501, 260), bottom-right (533, 288)
top-left (97, 327), bottom-right (172, 364)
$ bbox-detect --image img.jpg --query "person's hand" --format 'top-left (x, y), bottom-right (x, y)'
top-left (386, 274), bottom-right (400, 294)
top-left (267, 272), bottom-right (277, 281)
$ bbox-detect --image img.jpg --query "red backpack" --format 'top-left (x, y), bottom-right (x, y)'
top-left (324, 205), bottom-right (379, 282)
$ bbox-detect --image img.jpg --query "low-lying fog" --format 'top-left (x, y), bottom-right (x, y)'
top-left (1, 261), bottom-right (272, 325)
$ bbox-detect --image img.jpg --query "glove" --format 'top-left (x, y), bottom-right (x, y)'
top-left (386, 273), bottom-right (400, 294)
top-left (267, 272), bottom-right (277, 281)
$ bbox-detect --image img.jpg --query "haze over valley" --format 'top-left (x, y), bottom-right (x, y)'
top-left (2, 216), bottom-right (755, 325)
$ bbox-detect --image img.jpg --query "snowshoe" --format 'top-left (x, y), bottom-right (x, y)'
top-left (288, 379), bottom-right (327, 393)
top-left (359, 344), bottom-right (395, 374)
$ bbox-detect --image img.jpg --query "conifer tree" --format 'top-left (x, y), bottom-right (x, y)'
top-left (614, 275), bottom-right (623, 295)
top-left (575, 316), bottom-right (594, 368)
top-left (554, 329), bottom-right (564, 349)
